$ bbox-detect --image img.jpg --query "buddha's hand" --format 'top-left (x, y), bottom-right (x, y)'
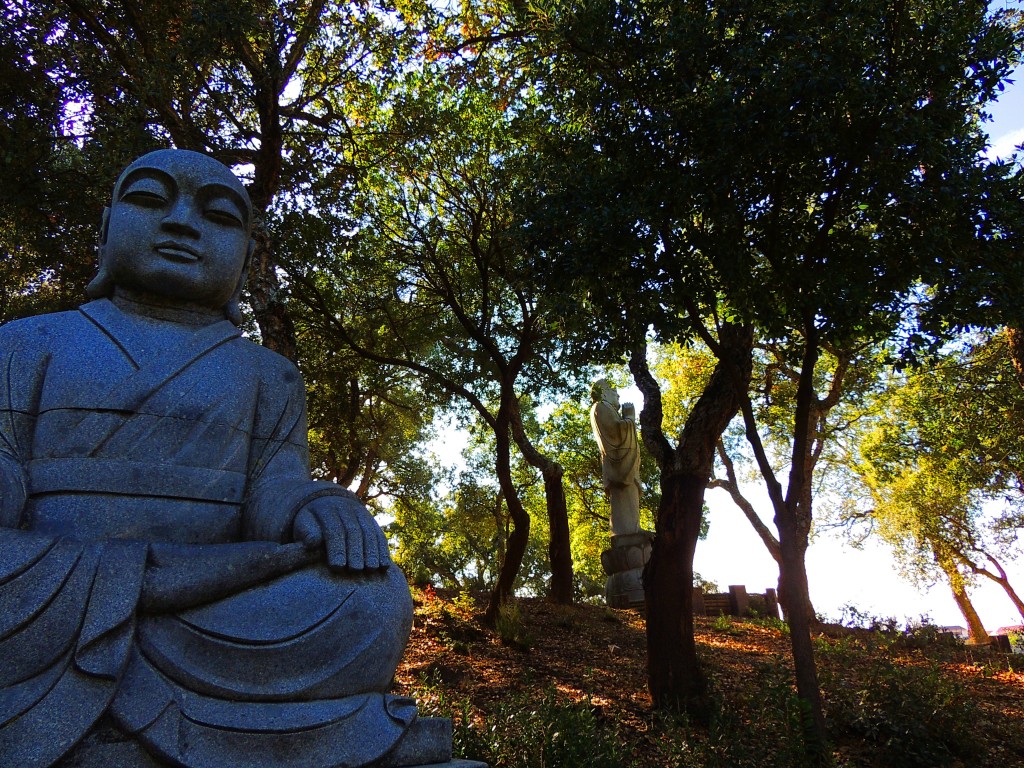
top-left (292, 495), bottom-right (391, 572)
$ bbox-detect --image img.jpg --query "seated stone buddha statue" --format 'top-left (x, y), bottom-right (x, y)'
top-left (0, 150), bottom-right (461, 768)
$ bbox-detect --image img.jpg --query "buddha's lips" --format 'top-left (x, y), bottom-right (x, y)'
top-left (155, 241), bottom-right (199, 261)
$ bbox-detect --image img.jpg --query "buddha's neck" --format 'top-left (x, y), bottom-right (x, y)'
top-left (111, 288), bottom-right (226, 327)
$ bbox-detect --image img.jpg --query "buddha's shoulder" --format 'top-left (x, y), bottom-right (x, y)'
top-left (230, 335), bottom-right (305, 388)
top-left (0, 309), bottom-right (89, 349)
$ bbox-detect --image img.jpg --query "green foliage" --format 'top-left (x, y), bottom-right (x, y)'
top-left (1009, 630), bottom-right (1024, 654)
top-left (650, 342), bottom-right (719, 439)
top-left (530, 0), bottom-right (1023, 351)
top-left (711, 614), bottom-right (735, 634)
top-left (851, 331), bottom-right (1024, 608)
top-left (390, 403), bottom-right (575, 599)
top-left (389, 473), bottom-right (511, 593)
top-left (833, 604), bottom-right (901, 634)
top-left (827, 607), bottom-right (964, 653)
top-left (819, 645), bottom-right (980, 767)
top-left (0, 6), bottom-right (135, 323)
top-left (6, 0), bottom-right (412, 312)
top-left (416, 684), bottom-right (625, 768)
top-left (495, 599), bottom-right (533, 651)
top-left (283, 31), bottom-right (600, 608)
top-left (413, 586), bottom-right (484, 654)
top-left (698, 658), bottom-right (819, 768)
top-left (747, 615), bottom-right (790, 635)
top-left (301, 335), bottom-right (440, 505)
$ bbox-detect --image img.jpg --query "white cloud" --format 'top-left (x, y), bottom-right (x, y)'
top-left (987, 127), bottom-right (1024, 161)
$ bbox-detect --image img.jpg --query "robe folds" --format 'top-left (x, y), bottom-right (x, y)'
top-left (589, 401), bottom-right (642, 536)
top-left (0, 299), bottom-right (416, 768)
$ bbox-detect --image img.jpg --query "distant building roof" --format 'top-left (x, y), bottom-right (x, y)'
top-left (993, 625), bottom-right (1024, 636)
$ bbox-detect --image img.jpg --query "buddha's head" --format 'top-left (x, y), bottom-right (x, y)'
top-left (88, 149), bottom-right (254, 324)
top-left (590, 378), bottom-right (619, 408)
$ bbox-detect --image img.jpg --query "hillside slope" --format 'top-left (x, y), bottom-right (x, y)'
top-left (394, 589), bottom-right (1024, 767)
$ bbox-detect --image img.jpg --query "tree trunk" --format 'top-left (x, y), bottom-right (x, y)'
top-left (972, 552), bottom-right (1024, 621)
top-left (631, 323), bottom-right (753, 720)
top-left (508, 399), bottom-right (574, 604)
top-left (243, 72), bottom-right (298, 362)
top-left (943, 562), bottom-right (989, 643)
top-left (1005, 326), bottom-right (1024, 390)
top-left (744, 320), bottom-right (828, 760)
top-left (485, 412), bottom-right (531, 623)
top-left (781, 454), bottom-right (828, 752)
top-left (645, 471), bottom-right (709, 716)
top-left (776, 509), bottom-right (827, 760)
top-left (247, 227), bottom-right (299, 361)
top-left (542, 464), bottom-right (575, 603)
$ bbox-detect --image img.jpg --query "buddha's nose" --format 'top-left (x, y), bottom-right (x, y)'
top-left (162, 195), bottom-right (201, 236)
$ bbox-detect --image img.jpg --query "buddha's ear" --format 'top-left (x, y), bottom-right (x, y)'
top-left (86, 207), bottom-right (114, 299)
top-left (224, 238), bottom-right (255, 326)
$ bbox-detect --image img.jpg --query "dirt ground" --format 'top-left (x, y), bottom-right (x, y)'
top-left (394, 590), bottom-right (1024, 767)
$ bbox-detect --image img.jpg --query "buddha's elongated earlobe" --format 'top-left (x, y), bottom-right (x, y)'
top-left (86, 207), bottom-right (115, 299)
top-left (224, 238), bottom-right (255, 326)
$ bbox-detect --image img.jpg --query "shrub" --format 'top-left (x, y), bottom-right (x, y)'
top-left (495, 599), bottom-right (532, 651)
top-left (706, 658), bottom-right (819, 768)
top-left (417, 685), bottom-right (625, 768)
top-left (819, 647), bottom-right (979, 767)
top-left (748, 615), bottom-right (790, 635)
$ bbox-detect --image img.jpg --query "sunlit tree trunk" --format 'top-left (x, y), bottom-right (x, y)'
top-left (1004, 326), bottom-right (1024, 390)
top-left (939, 555), bottom-right (990, 643)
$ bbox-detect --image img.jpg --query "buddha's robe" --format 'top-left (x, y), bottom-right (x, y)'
top-left (0, 299), bottom-right (416, 767)
top-left (589, 400), bottom-right (642, 535)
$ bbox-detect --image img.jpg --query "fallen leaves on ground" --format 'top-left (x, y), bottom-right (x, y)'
top-left (394, 590), bottom-right (1024, 767)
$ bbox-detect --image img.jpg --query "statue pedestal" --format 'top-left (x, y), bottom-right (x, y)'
top-left (56, 715), bottom-right (486, 768)
top-left (600, 531), bottom-right (653, 609)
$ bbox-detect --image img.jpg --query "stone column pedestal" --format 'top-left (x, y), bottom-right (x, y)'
top-left (600, 531), bottom-right (654, 608)
top-left (55, 715), bottom-right (486, 768)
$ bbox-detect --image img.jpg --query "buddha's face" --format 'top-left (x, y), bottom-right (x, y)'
top-left (102, 149), bottom-right (252, 311)
top-left (602, 383), bottom-right (619, 408)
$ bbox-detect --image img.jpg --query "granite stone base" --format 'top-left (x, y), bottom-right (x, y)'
top-left (55, 715), bottom-right (482, 768)
top-left (605, 566), bottom-right (646, 608)
top-left (601, 530), bottom-right (653, 608)
top-left (59, 745), bottom-right (487, 768)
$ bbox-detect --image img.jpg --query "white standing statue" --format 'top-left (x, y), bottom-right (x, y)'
top-left (590, 378), bottom-right (642, 535)
top-left (589, 379), bottom-right (652, 608)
